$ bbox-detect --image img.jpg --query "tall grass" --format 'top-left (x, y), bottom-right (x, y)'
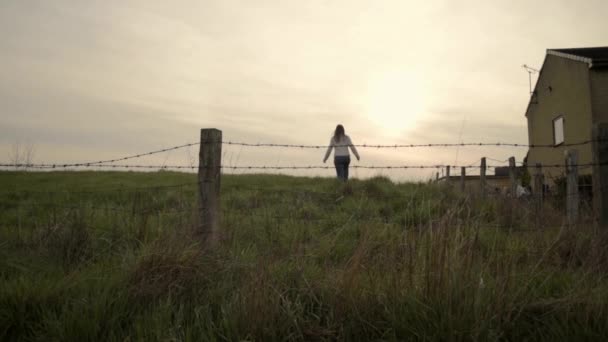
top-left (1, 171), bottom-right (608, 341)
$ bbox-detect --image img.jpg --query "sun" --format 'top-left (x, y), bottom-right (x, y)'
top-left (365, 70), bottom-right (428, 138)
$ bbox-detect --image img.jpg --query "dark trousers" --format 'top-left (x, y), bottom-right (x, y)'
top-left (334, 156), bottom-right (351, 181)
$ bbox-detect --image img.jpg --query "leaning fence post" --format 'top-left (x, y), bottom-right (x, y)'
top-left (593, 124), bottom-right (608, 227)
top-left (480, 157), bottom-right (487, 198)
top-left (460, 167), bottom-right (466, 192)
top-left (534, 163), bottom-right (544, 211)
top-left (566, 150), bottom-right (579, 226)
top-left (509, 157), bottom-right (517, 197)
top-left (198, 128), bottom-right (222, 242)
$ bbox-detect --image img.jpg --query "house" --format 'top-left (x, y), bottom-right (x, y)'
top-left (526, 47), bottom-right (608, 191)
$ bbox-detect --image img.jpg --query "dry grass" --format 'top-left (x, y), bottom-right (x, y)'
top-left (2, 172), bottom-right (608, 340)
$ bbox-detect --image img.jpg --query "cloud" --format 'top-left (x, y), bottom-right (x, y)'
top-left (0, 0), bottom-right (607, 180)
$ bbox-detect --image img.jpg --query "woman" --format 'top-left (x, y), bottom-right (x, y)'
top-left (323, 124), bottom-right (360, 181)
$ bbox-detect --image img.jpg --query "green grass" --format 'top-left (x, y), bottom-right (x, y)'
top-left (1, 170), bottom-right (608, 341)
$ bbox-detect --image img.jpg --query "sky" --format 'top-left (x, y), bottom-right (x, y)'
top-left (1, 0), bottom-right (607, 180)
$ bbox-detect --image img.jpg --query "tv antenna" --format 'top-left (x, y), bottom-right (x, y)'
top-left (522, 64), bottom-right (539, 95)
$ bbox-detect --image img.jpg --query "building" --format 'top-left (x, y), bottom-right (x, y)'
top-left (526, 47), bottom-right (608, 191)
top-left (438, 166), bottom-right (525, 194)
top-left (439, 174), bottom-right (510, 194)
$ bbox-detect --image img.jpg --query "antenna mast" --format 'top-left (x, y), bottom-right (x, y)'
top-left (522, 64), bottom-right (539, 95)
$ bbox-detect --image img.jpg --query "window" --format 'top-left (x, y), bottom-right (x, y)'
top-left (553, 116), bottom-right (564, 146)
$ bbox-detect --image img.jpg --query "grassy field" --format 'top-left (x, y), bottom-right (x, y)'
top-left (1, 170), bottom-right (608, 341)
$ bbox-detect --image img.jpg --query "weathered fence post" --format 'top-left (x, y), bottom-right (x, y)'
top-left (593, 124), bottom-right (608, 227)
top-left (534, 163), bottom-right (544, 211)
top-left (198, 128), bottom-right (222, 242)
top-left (480, 157), bottom-right (487, 198)
top-left (566, 150), bottom-right (579, 226)
top-left (460, 167), bottom-right (466, 192)
top-left (446, 165), bottom-right (451, 185)
top-left (509, 157), bottom-right (517, 197)
top-left (436, 172), bottom-right (439, 182)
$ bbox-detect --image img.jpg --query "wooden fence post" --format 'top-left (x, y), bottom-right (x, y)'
top-left (566, 150), bottom-right (579, 226)
top-left (460, 167), bottom-right (466, 192)
top-left (446, 165), bottom-right (451, 185)
top-left (198, 128), bottom-right (222, 242)
top-left (593, 124), bottom-right (608, 227)
top-left (534, 163), bottom-right (544, 211)
top-left (436, 172), bottom-right (439, 182)
top-left (509, 157), bottom-right (517, 197)
top-left (480, 157), bottom-right (487, 198)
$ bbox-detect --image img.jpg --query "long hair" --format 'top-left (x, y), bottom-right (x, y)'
top-left (334, 124), bottom-right (345, 142)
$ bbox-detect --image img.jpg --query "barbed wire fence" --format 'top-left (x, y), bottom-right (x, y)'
top-left (2, 137), bottom-right (607, 172)
top-left (2, 138), bottom-right (607, 169)
top-left (2, 128), bottom-right (608, 237)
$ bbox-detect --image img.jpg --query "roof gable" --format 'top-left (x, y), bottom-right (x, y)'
top-left (525, 46), bottom-right (608, 117)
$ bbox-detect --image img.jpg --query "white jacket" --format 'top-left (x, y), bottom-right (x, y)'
top-left (323, 135), bottom-right (360, 161)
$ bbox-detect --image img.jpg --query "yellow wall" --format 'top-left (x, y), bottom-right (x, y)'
top-left (526, 54), bottom-right (594, 190)
top-left (591, 69), bottom-right (608, 123)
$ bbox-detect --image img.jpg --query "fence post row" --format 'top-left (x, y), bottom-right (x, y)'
top-left (508, 156), bottom-right (517, 197)
top-left (460, 167), bottom-right (466, 192)
top-left (593, 124), bottom-right (608, 227)
top-left (480, 157), bottom-right (486, 198)
top-left (198, 128), bottom-right (222, 243)
top-left (566, 150), bottom-right (579, 226)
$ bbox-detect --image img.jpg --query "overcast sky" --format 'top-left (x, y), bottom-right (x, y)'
top-left (1, 0), bottom-right (607, 180)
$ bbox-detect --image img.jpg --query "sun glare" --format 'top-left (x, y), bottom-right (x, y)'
top-left (365, 70), bottom-right (428, 138)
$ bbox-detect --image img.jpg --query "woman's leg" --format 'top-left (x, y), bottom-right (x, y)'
top-left (334, 156), bottom-right (347, 181)
top-left (335, 156), bottom-right (350, 181)
top-left (334, 157), bottom-right (343, 180)
top-left (344, 156), bottom-right (351, 181)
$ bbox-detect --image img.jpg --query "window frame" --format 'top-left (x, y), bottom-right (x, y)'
top-left (552, 115), bottom-right (565, 147)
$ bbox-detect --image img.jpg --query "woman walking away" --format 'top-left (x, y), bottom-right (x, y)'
top-left (323, 124), bottom-right (360, 181)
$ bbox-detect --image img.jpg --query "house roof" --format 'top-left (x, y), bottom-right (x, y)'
top-left (548, 47), bottom-right (608, 68)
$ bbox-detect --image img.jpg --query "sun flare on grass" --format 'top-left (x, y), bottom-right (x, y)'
top-left (365, 70), bottom-right (428, 138)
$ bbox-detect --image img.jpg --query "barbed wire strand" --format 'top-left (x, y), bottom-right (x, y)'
top-left (1, 138), bottom-right (605, 169)
top-left (217, 138), bottom-right (607, 149)
top-left (82, 142), bottom-right (199, 166)
top-left (3, 161), bottom-right (607, 171)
